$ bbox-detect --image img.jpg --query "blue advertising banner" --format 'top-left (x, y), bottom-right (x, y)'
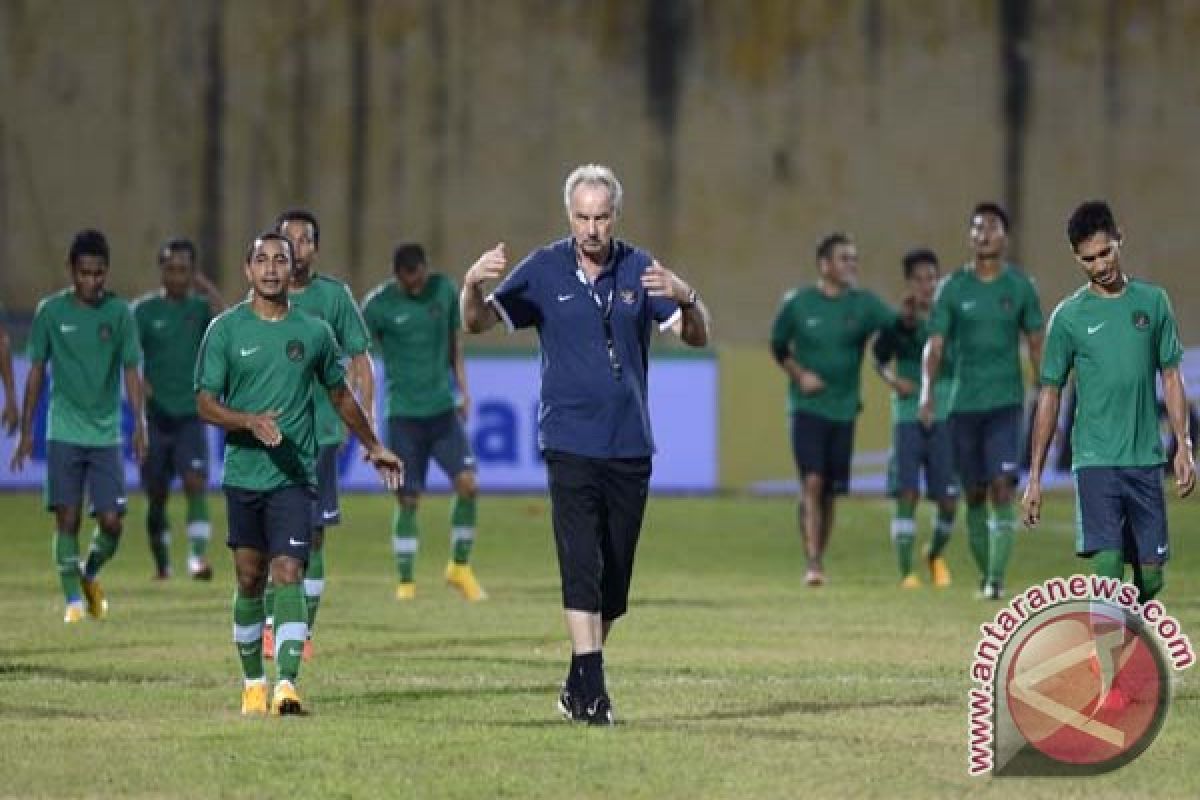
top-left (0, 354), bottom-right (718, 493)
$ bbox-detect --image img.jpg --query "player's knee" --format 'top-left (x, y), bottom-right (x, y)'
top-left (146, 486), bottom-right (168, 505)
top-left (802, 473), bottom-right (824, 498)
top-left (269, 557), bottom-right (304, 586)
top-left (235, 567), bottom-right (267, 596)
top-left (398, 494), bottom-right (419, 513)
top-left (55, 507), bottom-right (82, 535)
top-left (965, 488), bottom-right (988, 507)
top-left (181, 472), bottom-right (206, 495)
top-left (311, 528), bottom-right (325, 551)
top-left (97, 512), bottom-right (123, 536)
top-left (454, 470), bottom-right (477, 498)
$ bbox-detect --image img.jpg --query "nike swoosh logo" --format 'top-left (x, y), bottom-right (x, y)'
top-left (1087, 323), bottom-right (1105, 335)
top-left (1000, 462), bottom-right (1017, 471)
top-left (238, 646), bottom-right (258, 656)
top-left (321, 510), bottom-right (338, 520)
top-left (152, 320), bottom-right (167, 329)
top-left (805, 318), bottom-right (820, 327)
top-left (1157, 544), bottom-right (1169, 555)
top-left (288, 537), bottom-right (305, 547)
top-left (60, 324), bottom-right (77, 333)
top-left (239, 346), bottom-right (260, 357)
top-left (557, 294), bottom-right (574, 302)
top-left (961, 301), bottom-right (977, 311)
top-left (393, 314), bottom-right (409, 324)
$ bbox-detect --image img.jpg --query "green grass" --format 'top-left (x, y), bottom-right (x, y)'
top-left (2, 490), bottom-right (1200, 799)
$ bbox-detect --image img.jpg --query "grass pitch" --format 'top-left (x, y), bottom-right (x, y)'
top-left (2, 490), bottom-right (1200, 799)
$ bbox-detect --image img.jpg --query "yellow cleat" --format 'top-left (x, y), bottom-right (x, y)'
top-left (270, 680), bottom-right (307, 716)
top-left (900, 573), bottom-right (922, 590)
top-left (445, 562), bottom-right (488, 602)
top-left (240, 681), bottom-right (269, 716)
top-left (63, 603), bottom-right (85, 624)
top-left (395, 582), bottom-right (416, 601)
top-left (928, 555), bottom-right (952, 588)
top-left (80, 577), bottom-right (108, 619)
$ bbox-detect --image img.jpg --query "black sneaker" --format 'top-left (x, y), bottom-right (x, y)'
top-left (557, 684), bottom-right (583, 722)
top-left (581, 693), bottom-right (615, 727)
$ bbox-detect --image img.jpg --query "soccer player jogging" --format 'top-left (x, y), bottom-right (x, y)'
top-left (264, 209), bottom-right (375, 661)
top-left (11, 230), bottom-right (147, 622)
top-left (132, 238), bottom-right (225, 580)
top-left (461, 164), bottom-right (710, 725)
top-left (920, 203), bottom-right (1044, 600)
top-left (362, 243), bottom-right (486, 602)
top-left (770, 233), bottom-right (911, 587)
top-left (872, 249), bottom-right (958, 588)
top-left (196, 232), bottom-right (401, 715)
top-left (1023, 200), bottom-right (1194, 603)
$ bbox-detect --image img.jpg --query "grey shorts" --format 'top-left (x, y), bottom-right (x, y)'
top-left (949, 405), bottom-right (1022, 487)
top-left (387, 411), bottom-right (475, 494)
top-left (887, 420), bottom-right (959, 501)
top-left (45, 441), bottom-right (128, 516)
top-left (1075, 466), bottom-right (1169, 564)
top-left (312, 444), bottom-right (341, 527)
top-left (225, 485), bottom-right (316, 563)
top-left (142, 410), bottom-right (209, 489)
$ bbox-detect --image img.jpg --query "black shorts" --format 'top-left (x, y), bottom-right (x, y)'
top-left (44, 441), bottom-right (128, 516)
top-left (1074, 466), bottom-right (1169, 564)
top-left (224, 485), bottom-right (316, 562)
top-left (789, 411), bottom-right (855, 495)
top-left (387, 411), bottom-right (475, 494)
top-left (949, 405), bottom-right (1022, 488)
top-left (312, 444), bottom-right (341, 527)
top-left (545, 449), bottom-right (652, 621)
top-left (141, 410), bottom-right (209, 489)
top-left (887, 420), bottom-right (959, 501)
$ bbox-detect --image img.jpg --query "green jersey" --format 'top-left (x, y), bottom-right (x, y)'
top-left (361, 274), bottom-right (460, 419)
top-left (289, 273), bottom-right (370, 445)
top-left (195, 301), bottom-right (346, 490)
top-left (27, 289), bottom-right (140, 446)
top-left (770, 286), bottom-right (897, 422)
top-left (873, 316), bottom-right (955, 423)
top-left (929, 263), bottom-right (1044, 413)
top-left (133, 291), bottom-right (212, 418)
top-left (1041, 279), bottom-right (1182, 469)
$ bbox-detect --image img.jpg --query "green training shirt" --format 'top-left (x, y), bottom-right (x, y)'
top-left (1040, 278), bottom-right (1183, 470)
top-left (928, 263), bottom-right (1044, 414)
top-left (27, 289), bottom-right (141, 446)
top-left (195, 301), bottom-right (346, 490)
top-left (770, 286), bottom-right (897, 422)
top-left (361, 274), bottom-right (459, 419)
top-left (873, 316), bottom-right (955, 424)
top-left (133, 291), bottom-right (211, 418)
top-left (289, 273), bottom-right (370, 445)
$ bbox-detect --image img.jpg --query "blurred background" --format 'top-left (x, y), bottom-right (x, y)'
top-left (3, 0), bottom-right (1199, 490)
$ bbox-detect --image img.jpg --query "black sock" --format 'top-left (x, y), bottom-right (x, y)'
top-left (576, 651), bottom-right (605, 699)
top-left (566, 653), bottom-right (582, 693)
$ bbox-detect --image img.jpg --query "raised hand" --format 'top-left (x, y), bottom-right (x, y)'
top-left (465, 243), bottom-right (508, 288)
top-left (640, 259), bottom-right (690, 302)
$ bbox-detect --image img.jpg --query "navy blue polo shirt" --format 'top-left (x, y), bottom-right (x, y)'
top-left (489, 237), bottom-right (680, 458)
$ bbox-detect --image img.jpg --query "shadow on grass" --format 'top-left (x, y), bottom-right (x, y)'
top-left (322, 682), bottom-right (559, 707)
top-left (346, 633), bottom-right (561, 655)
top-left (0, 661), bottom-right (222, 688)
top-left (0, 701), bottom-right (103, 721)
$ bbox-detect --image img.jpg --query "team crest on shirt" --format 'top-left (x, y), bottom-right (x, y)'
top-left (1000, 296), bottom-right (1014, 312)
top-left (620, 289), bottom-right (636, 305)
top-left (1132, 310), bottom-right (1151, 330)
top-left (286, 339), bottom-right (305, 361)
top-left (98, 322), bottom-right (112, 341)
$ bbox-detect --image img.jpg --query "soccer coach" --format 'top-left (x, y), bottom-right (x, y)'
top-left (461, 164), bottom-right (710, 725)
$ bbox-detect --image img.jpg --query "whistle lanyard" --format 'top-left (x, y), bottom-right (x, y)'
top-left (576, 267), bottom-right (622, 381)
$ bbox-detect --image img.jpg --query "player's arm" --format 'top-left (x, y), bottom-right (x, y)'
top-left (1021, 385), bottom-right (1062, 527)
top-left (349, 353), bottom-right (375, 430)
top-left (123, 365), bottom-right (148, 464)
top-left (450, 328), bottom-right (470, 419)
top-left (871, 329), bottom-right (913, 397)
top-left (1162, 366), bottom-right (1195, 498)
top-left (918, 333), bottom-right (944, 426)
top-left (10, 361), bottom-right (44, 470)
top-left (196, 390), bottom-right (282, 447)
top-left (0, 325), bottom-right (16, 434)
top-left (1025, 328), bottom-right (1045, 388)
top-left (193, 271), bottom-right (227, 313)
top-left (770, 342), bottom-right (825, 395)
top-left (329, 383), bottom-right (402, 491)
top-left (461, 244), bottom-right (508, 334)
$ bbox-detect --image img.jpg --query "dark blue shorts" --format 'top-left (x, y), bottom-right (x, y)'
top-left (224, 485), bottom-right (315, 562)
top-left (1074, 466), bottom-right (1169, 564)
top-left (789, 411), bottom-right (855, 495)
top-left (888, 420), bottom-right (959, 501)
top-left (949, 405), bottom-right (1022, 487)
top-left (387, 411), bottom-right (475, 494)
top-left (45, 441), bottom-right (127, 516)
top-left (141, 410), bottom-right (209, 489)
top-left (312, 444), bottom-right (341, 527)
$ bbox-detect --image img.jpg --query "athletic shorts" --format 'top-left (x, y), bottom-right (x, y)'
top-left (45, 441), bottom-right (127, 516)
top-left (224, 484), bottom-right (315, 563)
top-left (789, 410), bottom-right (855, 495)
top-left (312, 444), bottom-right (341, 527)
top-left (544, 449), bottom-right (652, 622)
top-left (141, 410), bottom-right (209, 489)
top-left (887, 420), bottom-right (959, 500)
top-left (949, 405), bottom-right (1022, 487)
top-left (1074, 466), bottom-right (1169, 565)
top-left (387, 411), bottom-right (475, 494)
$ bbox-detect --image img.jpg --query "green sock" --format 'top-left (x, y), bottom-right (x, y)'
top-left (54, 532), bottom-right (82, 603)
top-left (264, 581), bottom-right (275, 626)
top-left (392, 505), bottom-right (418, 582)
top-left (1091, 548), bottom-right (1124, 579)
top-left (232, 591), bottom-right (266, 681)
top-left (1132, 562), bottom-right (1164, 603)
top-left (83, 528), bottom-right (119, 580)
top-left (966, 502), bottom-right (989, 577)
top-left (185, 493), bottom-right (211, 559)
top-left (986, 504), bottom-right (1016, 585)
top-left (929, 508), bottom-right (955, 559)
top-left (450, 495), bottom-right (477, 565)
top-left (273, 583), bottom-right (308, 683)
top-left (146, 500), bottom-right (170, 574)
top-left (305, 538), bottom-right (325, 632)
top-left (891, 498), bottom-right (916, 577)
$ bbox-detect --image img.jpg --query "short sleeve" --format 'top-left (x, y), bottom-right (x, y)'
top-left (332, 284), bottom-right (370, 357)
top-left (119, 304), bottom-right (141, 367)
top-left (195, 317), bottom-right (228, 395)
top-left (315, 321), bottom-right (348, 390)
top-left (928, 278), bottom-right (954, 337)
top-left (27, 300), bottom-right (51, 363)
top-left (1156, 289), bottom-right (1184, 369)
top-left (769, 291), bottom-right (797, 348)
top-left (1020, 277), bottom-right (1045, 333)
top-left (1038, 305), bottom-right (1073, 388)
top-left (489, 254), bottom-right (541, 331)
